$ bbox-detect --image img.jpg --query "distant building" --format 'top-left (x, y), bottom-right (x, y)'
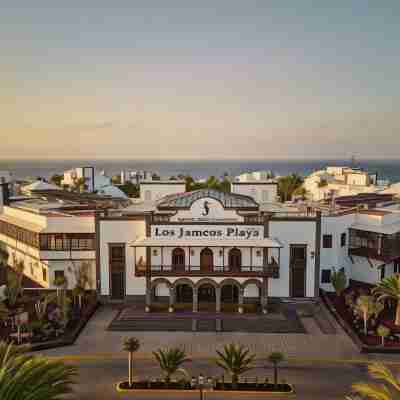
top-left (0, 172), bottom-right (13, 212)
top-left (231, 181), bottom-right (278, 204)
top-left (61, 167), bottom-right (111, 193)
top-left (121, 170), bottom-right (160, 185)
top-left (140, 180), bottom-right (186, 202)
top-left (303, 166), bottom-right (387, 202)
top-left (235, 170), bottom-right (274, 182)
top-left (21, 180), bottom-right (60, 195)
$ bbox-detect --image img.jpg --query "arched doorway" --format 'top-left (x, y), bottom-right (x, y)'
top-left (197, 283), bottom-right (216, 311)
top-left (221, 285), bottom-right (239, 303)
top-left (175, 284), bottom-right (193, 304)
top-left (228, 248), bottom-right (242, 272)
top-left (172, 248), bottom-right (185, 272)
top-left (200, 248), bottom-right (214, 273)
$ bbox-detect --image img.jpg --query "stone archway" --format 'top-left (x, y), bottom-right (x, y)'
top-left (242, 279), bottom-right (263, 312)
top-left (150, 278), bottom-right (172, 308)
top-left (173, 278), bottom-right (195, 309)
top-left (196, 278), bottom-right (219, 312)
top-left (220, 278), bottom-right (241, 312)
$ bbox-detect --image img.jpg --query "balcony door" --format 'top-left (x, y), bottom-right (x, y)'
top-left (172, 248), bottom-right (185, 272)
top-left (229, 248), bottom-right (242, 272)
top-left (200, 248), bottom-right (213, 273)
top-left (289, 244), bottom-right (307, 297)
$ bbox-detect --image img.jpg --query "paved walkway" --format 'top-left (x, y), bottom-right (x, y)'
top-left (39, 303), bottom-right (362, 361)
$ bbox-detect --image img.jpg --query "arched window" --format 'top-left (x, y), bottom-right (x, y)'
top-left (200, 248), bottom-right (214, 272)
top-left (172, 248), bottom-right (185, 267)
top-left (229, 248), bottom-right (242, 270)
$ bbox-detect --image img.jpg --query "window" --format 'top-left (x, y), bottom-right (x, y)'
top-left (395, 262), bottom-right (400, 274)
top-left (152, 249), bottom-right (158, 256)
top-left (144, 190), bottom-right (151, 201)
top-left (42, 267), bottom-right (47, 282)
top-left (321, 269), bottom-right (331, 283)
top-left (54, 270), bottom-right (65, 281)
top-left (323, 234), bottom-right (333, 249)
top-left (341, 233), bottom-right (346, 247)
top-left (111, 246), bottom-right (124, 261)
top-left (256, 249), bottom-right (262, 257)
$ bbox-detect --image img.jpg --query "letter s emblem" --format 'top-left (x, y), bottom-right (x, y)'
top-left (202, 201), bottom-right (210, 216)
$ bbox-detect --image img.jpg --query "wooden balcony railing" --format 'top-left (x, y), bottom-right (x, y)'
top-left (135, 262), bottom-right (279, 278)
top-left (349, 247), bottom-right (400, 263)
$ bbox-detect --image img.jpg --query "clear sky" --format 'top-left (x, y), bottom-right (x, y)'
top-left (1, 1), bottom-right (399, 159)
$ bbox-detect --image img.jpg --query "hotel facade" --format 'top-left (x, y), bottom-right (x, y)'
top-left (1, 180), bottom-right (400, 313)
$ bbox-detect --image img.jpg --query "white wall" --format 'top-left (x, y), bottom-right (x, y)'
top-left (99, 219), bottom-right (146, 296)
top-left (232, 183), bottom-right (278, 203)
top-left (269, 220), bottom-right (317, 297)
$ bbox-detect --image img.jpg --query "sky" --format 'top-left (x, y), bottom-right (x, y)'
top-left (1, 1), bottom-right (400, 160)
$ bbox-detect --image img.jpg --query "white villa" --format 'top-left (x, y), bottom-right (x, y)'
top-left (303, 166), bottom-right (386, 202)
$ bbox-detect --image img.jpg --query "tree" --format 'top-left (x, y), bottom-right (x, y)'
top-left (123, 337), bottom-right (140, 388)
top-left (346, 362), bottom-right (400, 400)
top-left (72, 177), bottom-right (87, 193)
top-left (68, 261), bottom-right (92, 308)
top-left (0, 341), bottom-right (77, 400)
top-left (119, 182), bottom-right (139, 197)
top-left (267, 352), bottom-right (285, 387)
top-left (216, 343), bottom-right (255, 389)
top-left (318, 179), bottom-right (328, 188)
top-left (49, 174), bottom-right (63, 186)
top-left (277, 174), bottom-right (303, 202)
top-left (377, 325), bottom-right (390, 347)
top-left (153, 348), bottom-right (189, 386)
top-left (111, 175), bottom-right (121, 184)
top-left (373, 274), bottom-right (400, 326)
top-left (53, 274), bottom-right (68, 305)
top-left (354, 295), bottom-right (384, 335)
top-left (331, 267), bottom-right (347, 297)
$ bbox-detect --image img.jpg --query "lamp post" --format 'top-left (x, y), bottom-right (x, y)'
top-left (191, 374), bottom-right (213, 400)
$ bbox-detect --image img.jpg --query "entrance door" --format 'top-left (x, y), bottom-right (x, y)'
top-left (200, 248), bottom-right (213, 273)
top-left (290, 245), bottom-right (307, 297)
top-left (109, 244), bottom-right (125, 300)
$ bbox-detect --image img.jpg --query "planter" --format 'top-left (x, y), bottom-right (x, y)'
top-left (116, 381), bottom-right (294, 394)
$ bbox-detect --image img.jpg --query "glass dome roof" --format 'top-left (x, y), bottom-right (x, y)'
top-left (156, 189), bottom-right (259, 209)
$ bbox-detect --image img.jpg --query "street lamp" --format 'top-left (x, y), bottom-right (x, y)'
top-left (191, 373), bottom-right (213, 400)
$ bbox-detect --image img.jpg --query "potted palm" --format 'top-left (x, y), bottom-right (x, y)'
top-left (215, 343), bottom-right (255, 389)
top-left (122, 337), bottom-right (140, 388)
top-left (153, 347), bottom-right (189, 388)
top-left (377, 325), bottom-right (390, 347)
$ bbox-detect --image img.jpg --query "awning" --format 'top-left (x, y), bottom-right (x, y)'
top-left (130, 237), bottom-right (283, 248)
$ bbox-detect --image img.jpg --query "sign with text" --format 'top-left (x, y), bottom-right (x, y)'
top-left (151, 225), bottom-right (264, 240)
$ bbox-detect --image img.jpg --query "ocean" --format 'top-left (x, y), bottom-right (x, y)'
top-left (1, 159), bottom-right (400, 183)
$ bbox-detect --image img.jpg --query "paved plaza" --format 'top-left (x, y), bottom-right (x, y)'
top-left (39, 300), bottom-right (360, 361)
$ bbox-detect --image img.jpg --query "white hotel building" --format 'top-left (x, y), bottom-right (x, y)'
top-left (1, 179), bottom-right (400, 312)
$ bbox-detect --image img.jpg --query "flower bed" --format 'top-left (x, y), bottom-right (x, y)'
top-left (321, 286), bottom-right (400, 352)
top-left (116, 381), bottom-right (293, 393)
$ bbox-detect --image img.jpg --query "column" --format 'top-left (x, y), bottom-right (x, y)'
top-left (238, 287), bottom-right (244, 314)
top-left (193, 287), bottom-right (198, 313)
top-left (169, 286), bottom-right (175, 313)
top-left (145, 275), bottom-right (151, 312)
top-left (216, 287), bottom-right (221, 313)
top-left (377, 234), bottom-right (382, 256)
top-left (261, 277), bottom-right (268, 314)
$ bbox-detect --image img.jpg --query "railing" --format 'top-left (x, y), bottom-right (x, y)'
top-left (135, 261), bottom-right (279, 278)
top-left (349, 247), bottom-right (400, 262)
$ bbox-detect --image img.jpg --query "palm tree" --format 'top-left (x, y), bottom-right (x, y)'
top-left (346, 362), bottom-right (400, 399)
top-left (123, 337), bottom-right (140, 388)
top-left (354, 295), bottom-right (384, 336)
top-left (216, 343), bottom-right (255, 389)
top-left (153, 347), bottom-right (189, 386)
top-left (278, 174), bottom-right (303, 202)
top-left (267, 352), bottom-right (285, 387)
top-left (0, 341), bottom-right (77, 400)
top-left (373, 274), bottom-right (400, 326)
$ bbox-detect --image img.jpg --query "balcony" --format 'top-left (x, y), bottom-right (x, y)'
top-left (135, 260), bottom-right (280, 278)
top-left (349, 229), bottom-right (400, 263)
